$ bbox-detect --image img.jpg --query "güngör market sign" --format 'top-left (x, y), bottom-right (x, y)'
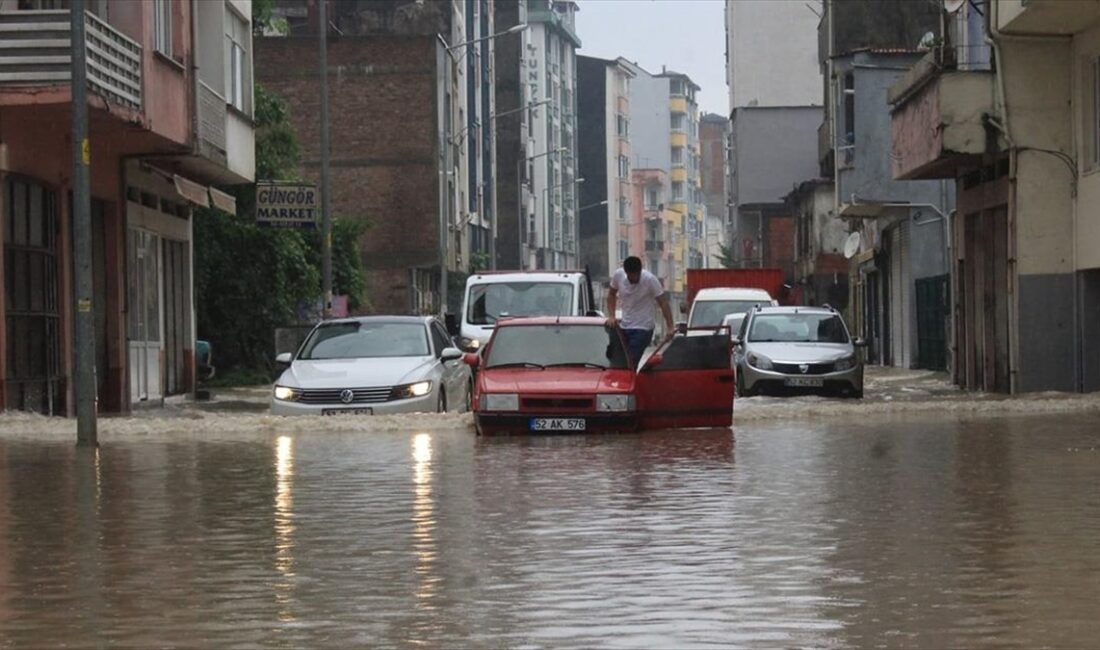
top-left (255, 182), bottom-right (318, 228)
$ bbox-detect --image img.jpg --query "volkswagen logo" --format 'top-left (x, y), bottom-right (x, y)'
top-left (799, 364), bottom-right (810, 374)
top-left (339, 389), bottom-right (355, 404)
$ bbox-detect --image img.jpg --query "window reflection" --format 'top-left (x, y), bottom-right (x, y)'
top-left (412, 433), bottom-right (438, 603)
top-left (274, 436), bottom-right (296, 621)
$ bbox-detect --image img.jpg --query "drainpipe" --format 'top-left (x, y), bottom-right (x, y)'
top-left (190, 0), bottom-right (200, 156)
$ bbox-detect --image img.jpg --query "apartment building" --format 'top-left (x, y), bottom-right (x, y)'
top-left (577, 54), bottom-right (634, 287)
top-left (630, 168), bottom-right (677, 303)
top-left (262, 0), bottom-right (496, 314)
top-left (724, 0), bottom-right (821, 275)
top-left (0, 0), bottom-right (255, 414)
top-left (699, 113), bottom-right (729, 268)
top-left (890, 0), bottom-right (1100, 393)
top-left (622, 61), bottom-right (704, 302)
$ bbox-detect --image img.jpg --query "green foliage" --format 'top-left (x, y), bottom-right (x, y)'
top-left (715, 244), bottom-right (738, 269)
top-left (194, 83), bottom-right (368, 372)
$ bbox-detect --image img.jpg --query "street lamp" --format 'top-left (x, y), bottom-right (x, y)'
top-left (449, 98), bottom-right (551, 145)
top-left (443, 23), bottom-right (527, 54)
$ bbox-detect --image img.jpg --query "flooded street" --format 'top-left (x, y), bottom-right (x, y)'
top-left (1, 411), bottom-right (1099, 648)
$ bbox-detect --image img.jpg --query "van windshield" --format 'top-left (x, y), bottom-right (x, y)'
top-left (467, 282), bottom-right (575, 325)
top-left (690, 300), bottom-right (769, 327)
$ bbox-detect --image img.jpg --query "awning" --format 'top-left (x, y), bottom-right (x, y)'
top-left (173, 174), bottom-right (210, 208)
top-left (208, 187), bottom-right (237, 215)
top-left (838, 201), bottom-right (911, 220)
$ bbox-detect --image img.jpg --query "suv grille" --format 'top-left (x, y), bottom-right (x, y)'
top-left (296, 387), bottom-right (393, 405)
top-left (772, 362), bottom-right (836, 375)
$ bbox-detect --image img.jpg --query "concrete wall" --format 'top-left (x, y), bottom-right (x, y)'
top-left (625, 63), bottom-right (671, 173)
top-left (1073, 23), bottom-right (1100, 271)
top-left (727, 0), bottom-right (821, 109)
top-left (732, 107), bottom-right (822, 205)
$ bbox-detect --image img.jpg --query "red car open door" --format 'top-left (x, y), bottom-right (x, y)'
top-left (635, 331), bottom-right (735, 430)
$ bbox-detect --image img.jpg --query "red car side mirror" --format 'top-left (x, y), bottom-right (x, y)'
top-left (463, 352), bottom-right (481, 368)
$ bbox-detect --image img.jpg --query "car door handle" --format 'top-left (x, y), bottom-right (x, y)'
top-left (717, 374), bottom-right (734, 383)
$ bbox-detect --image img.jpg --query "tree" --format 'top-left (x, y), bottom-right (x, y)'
top-left (715, 243), bottom-right (738, 269)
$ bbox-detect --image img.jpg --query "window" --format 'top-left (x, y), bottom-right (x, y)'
top-left (618, 240), bottom-right (629, 261)
top-left (843, 72), bottom-right (855, 145)
top-left (670, 79), bottom-right (685, 96)
top-left (616, 114), bottom-right (629, 137)
top-left (154, 0), bottom-right (172, 57)
top-left (671, 147), bottom-right (684, 166)
top-left (618, 155), bottom-right (630, 178)
top-left (300, 322), bottom-right (431, 360)
top-left (645, 185), bottom-right (659, 208)
top-left (430, 323), bottom-right (452, 357)
top-left (619, 197), bottom-right (629, 221)
top-left (1091, 56), bottom-right (1100, 168)
top-left (225, 6), bottom-right (251, 115)
top-left (670, 113), bottom-right (685, 131)
top-left (672, 181), bottom-right (684, 201)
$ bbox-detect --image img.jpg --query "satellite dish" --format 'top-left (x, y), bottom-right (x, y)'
top-left (944, 0), bottom-right (965, 14)
top-left (919, 31), bottom-right (937, 49)
top-left (843, 231), bottom-right (862, 259)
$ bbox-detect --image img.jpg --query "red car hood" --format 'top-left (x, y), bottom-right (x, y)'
top-left (481, 367), bottom-right (635, 394)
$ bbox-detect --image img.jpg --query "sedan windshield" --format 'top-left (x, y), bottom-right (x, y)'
top-left (691, 300), bottom-right (769, 327)
top-left (748, 313), bottom-right (849, 344)
top-left (467, 282), bottom-right (574, 325)
top-left (485, 325), bottom-right (630, 369)
top-left (299, 322), bottom-right (430, 360)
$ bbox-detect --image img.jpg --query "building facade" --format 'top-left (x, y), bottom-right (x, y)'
top-left (724, 0), bottom-right (822, 275)
top-left (630, 169), bottom-right (677, 306)
top-left (262, 0), bottom-right (496, 315)
top-left (890, 0), bottom-right (1100, 393)
top-left (0, 0), bottom-right (254, 415)
top-left (622, 61), bottom-right (704, 303)
top-left (577, 55), bottom-right (633, 287)
top-left (699, 113), bottom-right (729, 268)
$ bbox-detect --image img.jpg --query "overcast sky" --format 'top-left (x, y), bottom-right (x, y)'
top-left (574, 0), bottom-right (728, 117)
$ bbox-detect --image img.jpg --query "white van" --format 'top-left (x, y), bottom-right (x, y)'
top-left (456, 271), bottom-right (600, 351)
top-left (687, 287), bottom-right (777, 331)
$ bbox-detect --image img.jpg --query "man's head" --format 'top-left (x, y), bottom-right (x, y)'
top-left (623, 256), bottom-right (642, 284)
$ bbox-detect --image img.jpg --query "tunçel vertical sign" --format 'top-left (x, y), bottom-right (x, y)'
top-left (255, 181), bottom-right (318, 228)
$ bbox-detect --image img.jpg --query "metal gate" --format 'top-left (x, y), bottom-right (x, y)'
top-left (4, 178), bottom-right (63, 414)
top-left (916, 274), bottom-right (949, 371)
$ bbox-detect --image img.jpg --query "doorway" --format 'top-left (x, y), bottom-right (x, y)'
top-left (128, 228), bottom-right (160, 403)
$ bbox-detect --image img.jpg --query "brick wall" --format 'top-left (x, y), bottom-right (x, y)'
top-left (255, 36), bottom-right (441, 314)
top-left (765, 214), bottom-right (795, 280)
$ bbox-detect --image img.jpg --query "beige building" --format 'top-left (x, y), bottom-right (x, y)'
top-left (890, 0), bottom-right (1100, 393)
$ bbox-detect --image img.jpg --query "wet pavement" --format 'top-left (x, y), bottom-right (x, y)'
top-left (1, 407), bottom-right (1099, 648)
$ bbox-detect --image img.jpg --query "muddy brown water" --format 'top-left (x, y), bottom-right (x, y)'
top-left (1, 413), bottom-right (1098, 648)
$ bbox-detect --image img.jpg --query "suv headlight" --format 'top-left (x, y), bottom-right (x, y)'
top-left (834, 355), bottom-right (858, 371)
top-left (459, 337), bottom-right (481, 352)
top-left (273, 385), bottom-right (299, 401)
top-left (482, 393), bottom-right (519, 411)
top-left (747, 353), bottom-right (773, 370)
top-left (390, 381), bottom-right (432, 400)
top-left (596, 394), bottom-right (635, 412)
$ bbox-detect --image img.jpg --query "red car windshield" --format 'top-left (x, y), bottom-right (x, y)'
top-left (485, 324), bottom-right (630, 370)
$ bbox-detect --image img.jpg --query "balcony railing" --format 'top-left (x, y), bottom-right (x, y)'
top-left (0, 9), bottom-right (142, 110)
top-left (645, 240), bottom-right (665, 253)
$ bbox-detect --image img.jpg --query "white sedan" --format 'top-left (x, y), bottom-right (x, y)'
top-left (270, 316), bottom-right (473, 416)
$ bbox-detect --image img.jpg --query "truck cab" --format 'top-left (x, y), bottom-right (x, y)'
top-left (687, 287), bottom-right (777, 330)
top-left (457, 271), bottom-right (599, 352)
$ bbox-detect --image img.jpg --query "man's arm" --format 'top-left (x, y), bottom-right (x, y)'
top-left (606, 287), bottom-right (618, 328)
top-left (656, 293), bottom-right (674, 337)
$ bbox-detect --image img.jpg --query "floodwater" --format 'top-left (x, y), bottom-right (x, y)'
top-left (1, 412), bottom-right (1099, 648)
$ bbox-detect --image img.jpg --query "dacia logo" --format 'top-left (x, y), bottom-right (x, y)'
top-left (799, 364), bottom-right (810, 374)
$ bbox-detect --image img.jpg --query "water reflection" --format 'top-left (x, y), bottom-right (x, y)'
top-left (411, 433), bottom-right (438, 606)
top-left (273, 435), bottom-right (296, 621)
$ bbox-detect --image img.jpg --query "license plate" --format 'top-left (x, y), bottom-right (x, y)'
top-left (529, 418), bottom-right (586, 431)
top-left (321, 408), bottom-right (373, 416)
top-left (784, 377), bottom-right (824, 388)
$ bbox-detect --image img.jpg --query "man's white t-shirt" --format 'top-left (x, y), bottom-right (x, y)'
top-left (610, 268), bottom-right (664, 330)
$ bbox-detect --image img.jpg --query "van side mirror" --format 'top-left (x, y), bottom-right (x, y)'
top-left (676, 322), bottom-right (688, 335)
top-left (275, 352), bottom-right (293, 364)
top-left (853, 337), bottom-right (867, 347)
top-left (463, 352), bottom-right (481, 368)
top-left (679, 303), bottom-right (687, 314)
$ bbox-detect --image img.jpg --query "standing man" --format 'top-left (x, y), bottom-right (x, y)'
top-left (607, 256), bottom-right (675, 367)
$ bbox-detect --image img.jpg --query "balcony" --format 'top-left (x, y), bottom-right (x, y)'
top-left (888, 50), bottom-right (994, 180)
top-left (0, 10), bottom-right (142, 110)
top-left (997, 0), bottom-right (1100, 35)
top-left (645, 240), bottom-right (665, 253)
top-left (669, 96), bottom-right (687, 114)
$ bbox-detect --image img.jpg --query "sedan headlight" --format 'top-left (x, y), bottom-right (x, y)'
top-left (834, 355), bottom-right (858, 371)
top-left (273, 385), bottom-right (299, 401)
top-left (747, 353), bottom-right (773, 370)
top-left (390, 381), bottom-right (433, 400)
top-left (596, 394), bottom-right (635, 412)
top-left (482, 393), bottom-right (519, 412)
top-left (459, 337), bottom-right (481, 352)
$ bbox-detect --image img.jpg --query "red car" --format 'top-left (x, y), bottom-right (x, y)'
top-left (465, 317), bottom-right (735, 435)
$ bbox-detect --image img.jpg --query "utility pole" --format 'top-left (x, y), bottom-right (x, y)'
top-left (319, 0), bottom-right (333, 318)
top-left (71, 0), bottom-right (97, 446)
